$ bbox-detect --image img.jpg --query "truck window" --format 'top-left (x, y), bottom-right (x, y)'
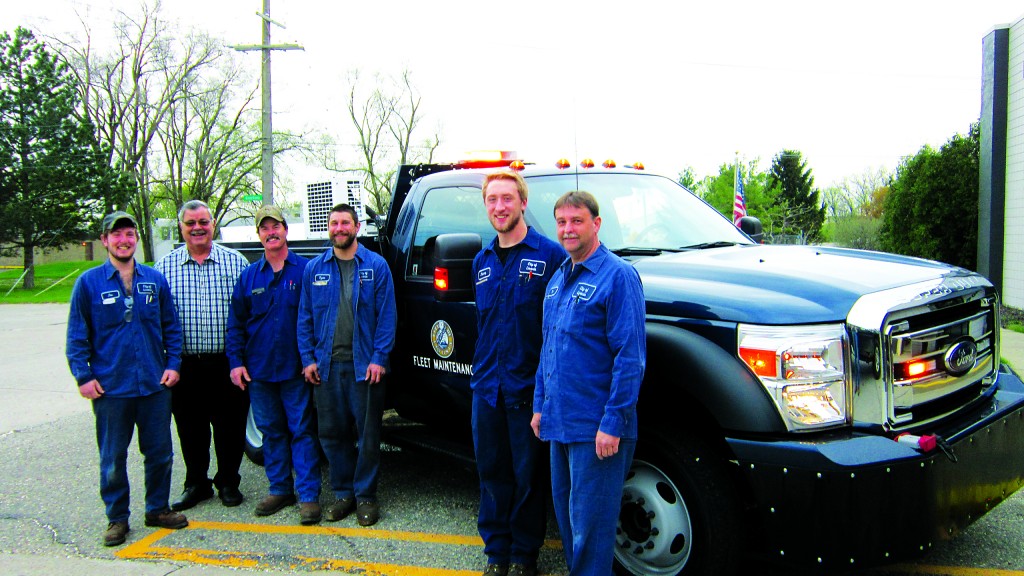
top-left (409, 186), bottom-right (496, 277)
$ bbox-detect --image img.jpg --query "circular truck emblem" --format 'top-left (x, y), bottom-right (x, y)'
top-left (430, 320), bottom-right (455, 359)
top-left (943, 339), bottom-right (977, 377)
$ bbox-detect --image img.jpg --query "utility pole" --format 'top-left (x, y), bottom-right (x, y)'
top-left (231, 0), bottom-right (303, 205)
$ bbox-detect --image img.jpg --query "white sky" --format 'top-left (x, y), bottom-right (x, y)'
top-left (5, 0), bottom-right (1024, 191)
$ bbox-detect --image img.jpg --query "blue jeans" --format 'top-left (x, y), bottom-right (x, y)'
top-left (472, 391), bottom-right (547, 566)
top-left (92, 389), bottom-right (174, 523)
top-left (250, 376), bottom-right (321, 502)
top-left (314, 361), bottom-right (385, 501)
top-left (550, 438), bottom-right (636, 576)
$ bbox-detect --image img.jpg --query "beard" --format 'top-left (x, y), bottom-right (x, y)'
top-left (107, 246), bottom-right (135, 264)
top-left (331, 232), bottom-right (355, 250)
top-left (491, 211), bottom-right (522, 234)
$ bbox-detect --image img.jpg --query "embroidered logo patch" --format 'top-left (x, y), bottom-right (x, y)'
top-left (313, 274), bottom-right (330, 286)
top-left (519, 259), bottom-right (546, 276)
top-left (572, 283), bottom-right (596, 301)
top-left (476, 267), bottom-right (491, 285)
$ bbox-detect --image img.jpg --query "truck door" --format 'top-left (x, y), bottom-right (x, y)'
top-left (391, 184), bottom-right (495, 431)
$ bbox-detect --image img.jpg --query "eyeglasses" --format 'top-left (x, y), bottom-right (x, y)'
top-left (182, 219), bottom-right (212, 227)
top-left (124, 296), bottom-right (134, 323)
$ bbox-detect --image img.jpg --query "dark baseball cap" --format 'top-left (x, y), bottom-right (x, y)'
top-left (101, 211), bottom-right (138, 234)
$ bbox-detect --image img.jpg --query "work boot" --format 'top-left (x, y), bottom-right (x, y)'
top-left (254, 493), bottom-right (296, 516)
top-left (144, 510), bottom-right (189, 529)
top-left (325, 497), bottom-right (355, 521)
top-left (507, 564), bottom-right (537, 576)
top-left (356, 500), bottom-right (379, 526)
top-left (482, 564), bottom-right (508, 576)
top-left (299, 502), bottom-right (322, 525)
top-left (103, 521), bottom-right (129, 547)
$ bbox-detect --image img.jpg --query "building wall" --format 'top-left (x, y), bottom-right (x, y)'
top-left (1003, 15), bottom-right (1024, 308)
top-left (981, 15), bottom-right (1024, 309)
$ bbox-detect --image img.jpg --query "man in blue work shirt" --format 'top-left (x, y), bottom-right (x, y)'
top-left (297, 203), bottom-right (397, 527)
top-left (66, 211), bottom-right (188, 547)
top-left (226, 204), bottom-right (320, 525)
top-left (531, 191), bottom-right (646, 576)
top-left (471, 171), bottom-right (566, 576)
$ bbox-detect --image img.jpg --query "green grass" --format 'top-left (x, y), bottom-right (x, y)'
top-left (1006, 321), bottom-right (1024, 335)
top-left (0, 261), bottom-right (104, 304)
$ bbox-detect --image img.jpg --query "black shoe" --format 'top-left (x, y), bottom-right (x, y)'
top-left (171, 485), bottom-right (214, 511)
top-left (218, 486), bottom-right (244, 507)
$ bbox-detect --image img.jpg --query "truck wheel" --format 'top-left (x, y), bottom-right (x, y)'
top-left (244, 406), bottom-right (264, 466)
top-left (614, 430), bottom-right (743, 576)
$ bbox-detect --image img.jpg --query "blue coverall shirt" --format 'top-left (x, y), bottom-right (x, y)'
top-left (66, 260), bottom-right (183, 397)
top-left (226, 250), bottom-right (309, 382)
top-left (296, 244), bottom-right (397, 380)
top-left (470, 227), bottom-right (567, 407)
top-left (534, 243), bottom-right (646, 442)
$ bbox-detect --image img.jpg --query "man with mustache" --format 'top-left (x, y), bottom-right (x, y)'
top-left (226, 204), bottom-right (321, 524)
top-left (155, 200), bottom-right (250, 511)
top-left (66, 211), bottom-right (187, 546)
top-left (471, 171), bottom-right (565, 576)
top-left (297, 203), bottom-right (396, 527)
top-left (531, 190), bottom-right (646, 576)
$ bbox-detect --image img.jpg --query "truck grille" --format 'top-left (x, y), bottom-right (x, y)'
top-left (848, 276), bottom-right (998, 431)
top-left (886, 306), bottom-right (995, 427)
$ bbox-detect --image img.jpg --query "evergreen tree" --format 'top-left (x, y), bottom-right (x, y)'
top-left (767, 150), bottom-right (826, 243)
top-left (0, 27), bottom-right (115, 288)
top-left (879, 124), bottom-right (979, 270)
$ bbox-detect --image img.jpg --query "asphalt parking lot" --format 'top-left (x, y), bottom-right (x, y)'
top-left (3, 303), bottom-right (1024, 576)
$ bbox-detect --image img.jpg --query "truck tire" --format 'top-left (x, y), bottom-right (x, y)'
top-left (614, 429), bottom-right (744, 576)
top-left (244, 406), bottom-right (264, 466)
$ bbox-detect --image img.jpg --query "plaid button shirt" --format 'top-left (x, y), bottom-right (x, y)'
top-left (155, 242), bottom-right (249, 355)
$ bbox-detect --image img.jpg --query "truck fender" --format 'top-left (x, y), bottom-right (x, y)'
top-left (644, 322), bottom-right (786, 433)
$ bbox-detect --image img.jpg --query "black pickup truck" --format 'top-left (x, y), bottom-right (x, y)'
top-left (237, 157), bottom-right (1024, 576)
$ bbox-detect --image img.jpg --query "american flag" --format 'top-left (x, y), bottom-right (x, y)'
top-left (733, 165), bottom-right (747, 226)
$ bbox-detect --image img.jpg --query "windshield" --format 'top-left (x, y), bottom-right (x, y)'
top-left (523, 173), bottom-right (753, 251)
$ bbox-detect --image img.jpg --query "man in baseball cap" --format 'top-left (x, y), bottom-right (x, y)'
top-left (66, 210), bottom-right (187, 546)
top-left (227, 205), bottom-right (321, 524)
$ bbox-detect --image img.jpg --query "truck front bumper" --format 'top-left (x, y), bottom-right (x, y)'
top-left (726, 367), bottom-right (1024, 571)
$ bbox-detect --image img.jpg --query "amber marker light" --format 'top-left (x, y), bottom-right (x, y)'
top-left (510, 160), bottom-right (525, 171)
top-left (434, 267), bottom-right (449, 291)
top-left (602, 159), bottom-right (616, 168)
top-left (739, 347), bottom-right (778, 378)
top-left (906, 361), bottom-right (927, 377)
top-left (580, 158), bottom-right (595, 169)
top-left (631, 161), bottom-right (645, 170)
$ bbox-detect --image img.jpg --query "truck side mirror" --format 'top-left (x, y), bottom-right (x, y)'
top-left (433, 233), bottom-right (481, 302)
top-left (738, 216), bottom-right (764, 244)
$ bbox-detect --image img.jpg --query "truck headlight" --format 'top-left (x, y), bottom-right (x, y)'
top-left (738, 323), bottom-right (849, 431)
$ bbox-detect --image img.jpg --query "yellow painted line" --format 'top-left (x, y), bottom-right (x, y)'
top-left (115, 520), bottom-right (562, 574)
top-left (887, 566), bottom-right (1024, 576)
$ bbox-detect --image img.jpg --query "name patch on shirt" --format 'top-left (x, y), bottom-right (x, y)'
top-left (101, 290), bottom-right (119, 305)
top-left (476, 267), bottom-right (491, 285)
top-left (313, 274), bottom-right (330, 286)
top-left (519, 259), bottom-right (547, 277)
top-left (137, 283), bottom-right (156, 295)
top-left (251, 287), bottom-right (265, 295)
top-left (359, 269), bottom-right (374, 282)
top-left (572, 283), bottom-right (597, 301)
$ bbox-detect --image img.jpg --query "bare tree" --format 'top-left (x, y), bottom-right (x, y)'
top-left (823, 167), bottom-right (891, 221)
top-left (339, 69), bottom-right (440, 212)
top-left (155, 56), bottom-right (262, 230)
top-left (56, 2), bottom-right (222, 260)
